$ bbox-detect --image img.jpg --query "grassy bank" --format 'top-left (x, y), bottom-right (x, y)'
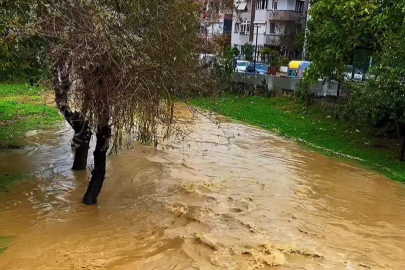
top-left (0, 83), bottom-right (62, 146)
top-left (0, 83), bottom-right (62, 192)
top-left (191, 94), bottom-right (405, 182)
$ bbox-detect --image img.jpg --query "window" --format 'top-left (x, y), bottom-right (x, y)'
top-left (223, 15), bottom-right (232, 34)
top-left (240, 20), bottom-right (250, 34)
top-left (273, 0), bottom-right (278, 10)
top-left (256, 0), bottom-right (268, 10)
top-left (254, 23), bottom-right (265, 35)
top-left (269, 22), bottom-right (276, 34)
top-left (295, 0), bottom-right (305, 12)
top-left (234, 23), bottom-right (240, 33)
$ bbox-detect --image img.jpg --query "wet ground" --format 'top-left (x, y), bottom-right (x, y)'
top-left (0, 106), bottom-right (405, 270)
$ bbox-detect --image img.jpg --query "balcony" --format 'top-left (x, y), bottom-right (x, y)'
top-left (264, 35), bottom-right (282, 45)
top-left (240, 9), bottom-right (305, 22)
top-left (232, 32), bottom-right (250, 45)
top-left (266, 10), bottom-right (304, 21)
top-left (233, 31), bottom-right (292, 47)
top-left (252, 34), bottom-right (281, 46)
top-left (250, 33), bottom-right (295, 47)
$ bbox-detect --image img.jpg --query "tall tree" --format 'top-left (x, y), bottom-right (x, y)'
top-left (1, 0), bottom-right (93, 170)
top-left (347, 5), bottom-right (405, 160)
top-left (6, 0), bottom-right (210, 204)
top-left (305, 0), bottom-right (384, 82)
top-left (0, 1), bottom-right (46, 83)
top-left (304, 0), bottom-right (405, 160)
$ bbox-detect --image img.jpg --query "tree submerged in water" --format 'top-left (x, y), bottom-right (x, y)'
top-left (6, 0), bottom-right (211, 204)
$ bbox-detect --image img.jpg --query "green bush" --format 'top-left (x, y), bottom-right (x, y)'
top-left (295, 76), bottom-right (312, 112)
top-left (242, 44), bottom-right (254, 61)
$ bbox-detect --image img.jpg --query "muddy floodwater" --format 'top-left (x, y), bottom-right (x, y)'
top-left (1, 107), bottom-right (405, 270)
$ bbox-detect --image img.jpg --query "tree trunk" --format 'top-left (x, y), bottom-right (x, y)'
top-left (53, 61), bottom-right (92, 171)
top-left (82, 125), bottom-right (111, 205)
top-left (71, 115), bottom-right (92, 170)
top-left (71, 123), bottom-right (92, 170)
top-left (72, 139), bottom-right (90, 170)
top-left (400, 135), bottom-right (405, 162)
top-left (335, 82), bottom-right (341, 119)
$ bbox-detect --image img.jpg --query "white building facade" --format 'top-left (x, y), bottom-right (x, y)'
top-left (201, 13), bottom-right (233, 40)
top-left (232, 0), bottom-right (309, 60)
top-left (199, 0), bottom-right (233, 40)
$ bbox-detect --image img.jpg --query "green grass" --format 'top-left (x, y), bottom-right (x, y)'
top-left (0, 83), bottom-right (44, 96)
top-left (0, 236), bottom-right (13, 255)
top-left (191, 94), bottom-right (405, 182)
top-left (0, 174), bottom-right (28, 193)
top-left (0, 83), bottom-right (62, 145)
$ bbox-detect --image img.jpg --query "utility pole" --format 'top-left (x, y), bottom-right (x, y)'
top-left (205, 25), bottom-right (208, 58)
top-left (254, 25), bottom-right (259, 70)
top-left (302, 0), bottom-right (311, 60)
top-left (204, 1), bottom-right (209, 58)
top-left (249, 0), bottom-right (256, 43)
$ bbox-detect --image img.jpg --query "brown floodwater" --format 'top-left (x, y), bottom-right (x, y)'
top-left (0, 106), bottom-right (405, 270)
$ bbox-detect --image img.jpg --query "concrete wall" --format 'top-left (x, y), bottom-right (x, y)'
top-left (233, 73), bottom-right (340, 96)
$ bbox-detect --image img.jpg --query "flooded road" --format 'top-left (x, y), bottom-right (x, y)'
top-left (1, 106), bottom-right (405, 270)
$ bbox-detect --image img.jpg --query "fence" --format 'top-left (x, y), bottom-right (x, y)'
top-left (233, 73), bottom-right (341, 97)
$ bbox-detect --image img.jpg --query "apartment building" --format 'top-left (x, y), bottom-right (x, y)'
top-left (199, 0), bottom-right (233, 40)
top-left (201, 14), bottom-right (233, 40)
top-left (232, 0), bottom-right (309, 59)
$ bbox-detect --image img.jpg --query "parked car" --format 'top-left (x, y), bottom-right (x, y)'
top-left (245, 63), bottom-right (269, 74)
top-left (345, 65), bottom-right (363, 81)
top-left (235, 60), bottom-right (250, 72)
top-left (287, 61), bottom-right (311, 77)
top-left (245, 64), bottom-right (259, 74)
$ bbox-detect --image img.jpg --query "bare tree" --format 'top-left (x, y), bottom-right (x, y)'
top-left (8, 0), bottom-right (211, 205)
